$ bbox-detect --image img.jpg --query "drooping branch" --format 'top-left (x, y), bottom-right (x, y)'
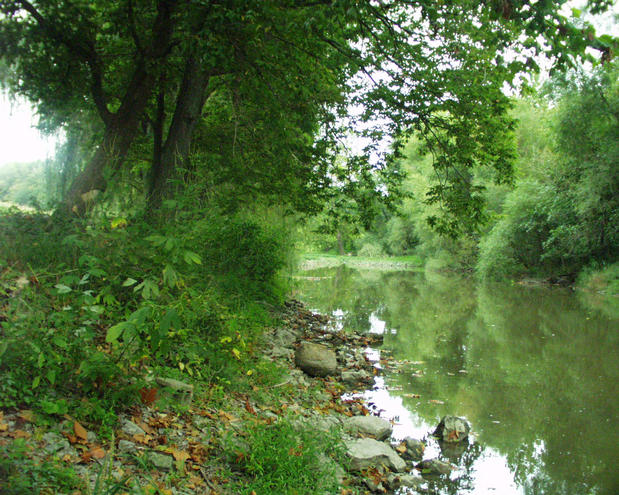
top-left (14, 0), bottom-right (113, 125)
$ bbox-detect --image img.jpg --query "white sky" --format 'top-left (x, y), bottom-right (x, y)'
top-left (0, 93), bottom-right (57, 168)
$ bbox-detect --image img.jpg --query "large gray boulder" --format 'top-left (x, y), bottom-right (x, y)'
top-left (346, 438), bottom-right (406, 472)
top-left (343, 415), bottom-right (393, 441)
top-left (433, 416), bottom-right (470, 443)
top-left (295, 342), bottom-right (337, 377)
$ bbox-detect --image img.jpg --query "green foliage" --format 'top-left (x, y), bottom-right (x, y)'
top-left (577, 262), bottom-right (619, 296)
top-left (477, 63), bottom-right (619, 280)
top-left (232, 417), bottom-right (343, 495)
top-left (0, 439), bottom-right (82, 494)
top-left (0, 161), bottom-right (50, 207)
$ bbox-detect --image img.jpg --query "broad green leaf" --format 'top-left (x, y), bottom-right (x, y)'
top-left (46, 369), bottom-right (56, 385)
top-left (162, 264), bottom-right (179, 288)
top-left (106, 323), bottom-right (126, 342)
top-left (54, 284), bottom-right (72, 294)
top-left (183, 250), bottom-right (202, 265)
top-left (122, 278), bottom-right (138, 287)
top-left (52, 335), bottom-right (68, 349)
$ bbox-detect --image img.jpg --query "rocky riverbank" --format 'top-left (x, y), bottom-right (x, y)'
top-left (0, 299), bottom-right (469, 494)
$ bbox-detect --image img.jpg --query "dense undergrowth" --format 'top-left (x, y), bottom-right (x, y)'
top-left (0, 198), bottom-right (346, 494)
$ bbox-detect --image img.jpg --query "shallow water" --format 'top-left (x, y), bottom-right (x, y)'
top-left (295, 265), bottom-right (619, 495)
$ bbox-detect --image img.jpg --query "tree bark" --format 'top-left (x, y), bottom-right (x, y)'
top-left (60, 0), bottom-right (177, 215)
top-left (148, 54), bottom-right (212, 208)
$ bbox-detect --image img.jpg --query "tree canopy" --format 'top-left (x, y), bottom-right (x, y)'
top-left (0, 0), bottom-right (616, 230)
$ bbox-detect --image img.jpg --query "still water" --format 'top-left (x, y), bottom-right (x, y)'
top-left (294, 265), bottom-right (619, 495)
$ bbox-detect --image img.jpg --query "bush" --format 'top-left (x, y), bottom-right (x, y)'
top-left (357, 241), bottom-right (386, 258)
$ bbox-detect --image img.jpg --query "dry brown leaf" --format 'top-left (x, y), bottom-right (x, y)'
top-left (18, 410), bottom-right (34, 422)
top-left (139, 387), bottom-right (158, 405)
top-left (138, 421), bottom-right (154, 434)
top-left (168, 448), bottom-right (190, 462)
top-left (9, 430), bottom-right (31, 439)
top-left (244, 400), bottom-right (257, 416)
top-left (396, 443), bottom-right (407, 454)
top-left (90, 447), bottom-right (105, 459)
top-left (133, 433), bottom-right (152, 445)
top-left (74, 421), bottom-right (88, 441)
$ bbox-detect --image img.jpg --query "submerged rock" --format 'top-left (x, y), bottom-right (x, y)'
top-left (343, 415), bottom-right (393, 441)
top-left (433, 415), bottom-right (470, 443)
top-left (400, 437), bottom-right (425, 461)
top-left (346, 438), bottom-right (406, 472)
top-left (417, 458), bottom-right (453, 476)
top-left (295, 342), bottom-right (337, 377)
top-left (341, 369), bottom-right (373, 385)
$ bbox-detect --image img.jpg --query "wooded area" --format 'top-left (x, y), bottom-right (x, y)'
top-left (0, 1), bottom-right (617, 493)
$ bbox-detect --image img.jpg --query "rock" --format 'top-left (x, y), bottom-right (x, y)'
top-left (319, 454), bottom-right (346, 484)
top-left (417, 458), bottom-right (453, 476)
top-left (120, 419), bottom-right (145, 437)
top-left (87, 431), bottom-right (97, 443)
top-left (433, 416), bottom-right (470, 443)
top-left (294, 342), bottom-right (337, 377)
top-left (147, 451), bottom-right (174, 471)
top-left (402, 437), bottom-right (425, 461)
top-left (118, 440), bottom-right (137, 453)
top-left (364, 477), bottom-right (385, 493)
top-left (155, 377), bottom-right (194, 405)
top-left (386, 473), bottom-right (425, 490)
top-left (42, 432), bottom-right (75, 457)
top-left (344, 415), bottom-right (393, 441)
top-left (346, 438), bottom-right (406, 472)
top-left (341, 369), bottom-right (372, 385)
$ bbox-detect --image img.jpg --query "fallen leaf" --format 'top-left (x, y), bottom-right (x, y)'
top-left (74, 421), bottom-right (88, 441)
top-left (133, 433), bottom-right (153, 445)
top-left (9, 430), bottom-right (31, 439)
top-left (447, 430), bottom-right (460, 441)
top-left (138, 421), bottom-right (154, 434)
top-left (429, 399), bottom-right (444, 404)
top-left (244, 400), bottom-right (256, 416)
top-left (139, 387), bottom-right (158, 405)
top-left (396, 443), bottom-right (407, 454)
top-left (18, 410), bottom-right (34, 422)
top-left (167, 448), bottom-right (190, 462)
top-left (90, 447), bottom-right (105, 459)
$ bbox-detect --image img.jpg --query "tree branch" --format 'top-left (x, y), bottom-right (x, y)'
top-left (15, 0), bottom-right (112, 125)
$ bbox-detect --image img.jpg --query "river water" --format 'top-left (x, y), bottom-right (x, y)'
top-left (294, 265), bottom-right (618, 495)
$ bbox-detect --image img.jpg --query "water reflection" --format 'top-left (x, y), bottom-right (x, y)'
top-left (295, 266), bottom-right (619, 495)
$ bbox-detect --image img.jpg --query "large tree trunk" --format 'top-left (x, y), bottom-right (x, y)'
top-left (148, 55), bottom-right (212, 208)
top-left (60, 0), bottom-right (177, 216)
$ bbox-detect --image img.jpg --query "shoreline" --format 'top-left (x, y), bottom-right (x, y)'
top-left (0, 299), bottom-right (434, 494)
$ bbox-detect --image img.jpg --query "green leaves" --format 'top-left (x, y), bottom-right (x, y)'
top-left (105, 306), bottom-right (152, 343)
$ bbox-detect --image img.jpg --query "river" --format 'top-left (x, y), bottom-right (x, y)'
top-left (294, 264), bottom-right (618, 495)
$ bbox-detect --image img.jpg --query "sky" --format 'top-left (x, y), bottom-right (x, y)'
top-left (0, 93), bottom-right (58, 168)
top-left (0, 1), bottom-right (616, 169)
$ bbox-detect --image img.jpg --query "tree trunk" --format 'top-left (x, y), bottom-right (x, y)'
top-left (337, 229), bottom-right (345, 255)
top-left (148, 55), bottom-right (212, 208)
top-left (60, 0), bottom-right (177, 216)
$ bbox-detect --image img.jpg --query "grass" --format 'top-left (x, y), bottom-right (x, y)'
top-left (231, 417), bottom-right (344, 495)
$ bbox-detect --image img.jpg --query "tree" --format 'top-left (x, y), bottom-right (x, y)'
top-left (0, 0), bottom-right (616, 228)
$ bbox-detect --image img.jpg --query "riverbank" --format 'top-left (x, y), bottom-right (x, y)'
top-left (299, 254), bottom-right (424, 272)
top-left (1, 299), bottom-right (437, 494)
